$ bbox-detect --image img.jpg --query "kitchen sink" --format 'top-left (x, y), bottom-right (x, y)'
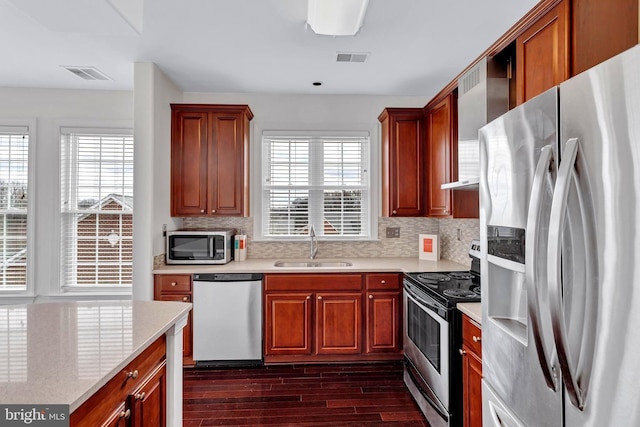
top-left (273, 260), bottom-right (353, 268)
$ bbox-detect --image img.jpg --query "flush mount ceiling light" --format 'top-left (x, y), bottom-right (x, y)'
top-left (307, 0), bottom-right (370, 36)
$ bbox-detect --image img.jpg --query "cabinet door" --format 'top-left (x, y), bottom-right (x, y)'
top-left (209, 112), bottom-right (245, 215)
top-left (365, 292), bottom-right (400, 353)
top-left (100, 402), bottom-right (129, 427)
top-left (264, 293), bottom-right (313, 356)
top-left (516, 0), bottom-right (569, 105)
top-left (316, 293), bottom-right (362, 354)
top-left (171, 110), bottom-right (209, 216)
top-left (426, 95), bottom-right (453, 217)
top-left (129, 363), bottom-right (166, 427)
top-left (462, 345), bottom-right (483, 427)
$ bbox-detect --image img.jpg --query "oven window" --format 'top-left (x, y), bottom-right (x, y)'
top-left (408, 298), bottom-right (441, 372)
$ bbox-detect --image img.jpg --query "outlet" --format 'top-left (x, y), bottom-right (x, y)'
top-left (386, 227), bottom-right (400, 238)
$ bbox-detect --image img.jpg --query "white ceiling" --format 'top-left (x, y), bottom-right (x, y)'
top-left (0, 0), bottom-right (539, 98)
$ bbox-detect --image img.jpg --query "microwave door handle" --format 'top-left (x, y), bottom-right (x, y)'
top-left (209, 236), bottom-right (215, 259)
top-left (525, 145), bottom-right (557, 391)
top-left (548, 137), bottom-right (591, 410)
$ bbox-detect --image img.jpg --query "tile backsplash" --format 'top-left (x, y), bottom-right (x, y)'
top-left (179, 216), bottom-right (479, 266)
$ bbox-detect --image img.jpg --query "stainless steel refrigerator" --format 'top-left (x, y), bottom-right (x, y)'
top-left (479, 44), bottom-right (640, 427)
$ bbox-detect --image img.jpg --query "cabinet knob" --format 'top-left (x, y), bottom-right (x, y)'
top-left (317, 296), bottom-right (322, 300)
top-left (369, 294), bottom-right (373, 299)
top-left (380, 280), bottom-right (386, 284)
top-left (212, 209), bottom-right (216, 213)
top-left (392, 210), bottom-right (397, 215)
top-left (135, 392), bottom-right (146, 401)
top-left (306, 295), bottom-right (311, 300)
top-left (459, 349), bottom-right (467, 356)
top-left (182, 296), bottom-right (189, 302)
top-left (200, 209), bottom-right (205, 213)
top-left (472, 335), bottom-right (481, 343)
top-left (126, 369), bottom-right (139, 379)
top-left (171, 281), bottom-right (177, 287)
top-left (444, 210), bottom-right (449, 214)
top-left (120, 409), bottom-right (131, 419)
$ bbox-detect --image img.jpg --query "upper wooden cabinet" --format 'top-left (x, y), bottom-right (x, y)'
top-left (571, 0), bottom-right (639, 75)
top-left (379, 108), bottom-right (425, 217)
top-left (425, 95), bottom-right (454, 217)
top-left (170, 104), bottom-right (253, 217)
top-left (515, 0), bottom-right (570, 105)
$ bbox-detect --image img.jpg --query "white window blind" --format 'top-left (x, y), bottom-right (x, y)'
top-left (60, 129), bottom-right (133, 289)
top-left (0, 126), bottom-right (29, 292)
top-left (261, 133), bottom-right (370, 239)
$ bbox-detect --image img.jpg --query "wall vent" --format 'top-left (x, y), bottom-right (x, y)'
top-left (62, 66), bottom-right (111, 81)
top-left (336, 52), bottom-right (369, 63)
top-left (460, 65), bottom-right (480, 95)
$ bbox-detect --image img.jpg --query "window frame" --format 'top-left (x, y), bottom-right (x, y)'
top-left (255, 129), bottom-right (377, 242)
top-left (58, 125), bottom-right (134, 295)
top-left (0, 119), bottom-right (36, 298)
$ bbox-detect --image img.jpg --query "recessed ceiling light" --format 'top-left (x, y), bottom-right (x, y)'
top-left (312, 81), bottom-right (323, 86)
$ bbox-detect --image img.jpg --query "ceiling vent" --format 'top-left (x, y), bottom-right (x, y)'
top-left (62, 66), bottom-right (111, 81)
top-left (336, 52), bottom-right (369, 63)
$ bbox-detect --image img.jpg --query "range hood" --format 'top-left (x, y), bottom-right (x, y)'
top-left (441, 56), bottom-right (509, 190)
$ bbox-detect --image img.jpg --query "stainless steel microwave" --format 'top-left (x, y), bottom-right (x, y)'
top-left (166, 229), bottom-right (235, 264)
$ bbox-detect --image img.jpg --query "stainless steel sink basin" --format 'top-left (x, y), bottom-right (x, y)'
top-left (274, 261), bottom-right (353, 268)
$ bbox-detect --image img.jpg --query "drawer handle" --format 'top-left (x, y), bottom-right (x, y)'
top-left (200, 209), bottom-right (205, 213)
top-left (317, 296), bottom-right (322, 300)
top-left (369, 294), bottom-right (374, 299)
top-left (306, 295), bottom-right (311, 300)
top-left (135, 392), bottom-right (146, 401)
top-left (381, 280), bottom-right (386, 284)
top-left (127, 370), bottom-right (139, 379)
top-left (120, 409), bottom-right (131, 419)
top-left (459, 349), bottom-right (467, 356)
top-left (171, 281), bottom-right (177, 287)
top-left (182, 296), bottom-right (189, 302)
top-left (472, 335), bottom-right (481, 343)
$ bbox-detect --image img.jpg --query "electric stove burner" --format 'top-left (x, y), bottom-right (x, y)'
top-left (443, 289), bottom-right (477, 298)
top-left (417, 273), bottom-right (451, 283)
top-left (448, 272), bottom-right (474, 280)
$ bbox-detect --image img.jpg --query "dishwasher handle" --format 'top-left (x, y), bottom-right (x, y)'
top-left (193, 273), bottom-right (263, 282)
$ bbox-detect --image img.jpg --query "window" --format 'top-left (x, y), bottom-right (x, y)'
top-left (0, 126), bottom-right (29, 292)
top-left (60, 128), bottom-right (133, 290)
top-left (261, 132), bottom-right (370, 240)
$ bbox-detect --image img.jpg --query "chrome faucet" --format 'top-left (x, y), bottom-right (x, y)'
top-left (309, 224), bottom-right (318, 259)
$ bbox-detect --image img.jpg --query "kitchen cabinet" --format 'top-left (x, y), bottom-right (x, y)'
top-left (460, 314), bottom-right (482, 427)
top-left (170, 104), bottom-right (253, 217)
top-left (365, 273), bottom-right (402, 354)
top-left (71, 336), bottom-right (166, 427)
top-left (425, 95), bottom-right (454, 217)
top-left (264, 273), bottom-right (402, 363)
top-left (154, 274), bottom-right (193, 364)
top-left (379, 108), bottom-right (425, 217)
top-left (515, 0), bottom-right (570, 105)
top-left (571, 0), bottom-right (639, 75)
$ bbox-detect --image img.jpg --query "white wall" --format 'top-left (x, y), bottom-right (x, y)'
top-left (0, 87), bottom-right (133, 301)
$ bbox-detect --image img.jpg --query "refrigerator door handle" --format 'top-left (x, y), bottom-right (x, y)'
top-left (548, 137), bottom-right (589, 410)
top-left (525, 144), bottom-right (557, 391)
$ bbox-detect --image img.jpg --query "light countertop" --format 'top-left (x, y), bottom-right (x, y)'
top-left (457, 302), bottom-right (482, 325)
top-left (0, 300), bottom-right (191, 412)
top-left (154, 257), bottom-right (470, 274)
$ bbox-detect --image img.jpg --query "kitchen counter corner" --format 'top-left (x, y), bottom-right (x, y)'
top-left (457, 302), bottom-right (481, 325)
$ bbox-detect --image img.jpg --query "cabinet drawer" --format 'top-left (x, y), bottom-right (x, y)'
top-left (462, 314), bottom-right (482, 357)
top-left (365, 273), bottom-right (400, 290)
top-left (264, 274), bottom-right (362, 291)
top-left (155, 274), bottom-right (191, 293)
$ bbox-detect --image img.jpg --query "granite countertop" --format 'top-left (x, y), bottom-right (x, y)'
top-left (153, 257), bottom-right (470, 274)
top-left (0, 300), bottom-right (191, 412)
top-left (457, 302), bottom-right (482, 325)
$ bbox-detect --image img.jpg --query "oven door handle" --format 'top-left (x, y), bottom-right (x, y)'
top-left (404, 284), bottom-right (447, 317)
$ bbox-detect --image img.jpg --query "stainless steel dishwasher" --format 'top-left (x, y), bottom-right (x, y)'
top-left (192, 273), bottom-right (263, 366)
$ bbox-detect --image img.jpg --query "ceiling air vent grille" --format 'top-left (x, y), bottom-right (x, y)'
top-left (62, 66), bottom-right (111, 81)
top-left (460, 65), bottom-right (480, 95)
top-left (336, 52), bottom-right (369, 63)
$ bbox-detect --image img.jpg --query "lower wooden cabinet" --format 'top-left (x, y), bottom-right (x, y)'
top-left (461, 314), bottom-right (483, 427)
top-left (154, 274), bottom-right (193, 364)
top-left (129, 363), bottom-right (167, 427)
top-left (264, 273), bottom-right (401, 363)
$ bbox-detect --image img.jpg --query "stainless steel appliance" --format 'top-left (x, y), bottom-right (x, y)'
top-left (192, 273), bottom-right (263, 365)
top-left (403, 242), bottom-right (481, 427)
top-left (166, 228), bottom-right (235, 264)
top-left (479, 45), bottom-right (640, 426)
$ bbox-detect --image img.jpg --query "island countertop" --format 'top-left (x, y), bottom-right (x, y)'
top-left (0, 300), bottom-right (191, 413)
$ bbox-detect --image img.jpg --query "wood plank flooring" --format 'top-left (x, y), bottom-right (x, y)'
top-left (183, 361), bottom-right (428, 426)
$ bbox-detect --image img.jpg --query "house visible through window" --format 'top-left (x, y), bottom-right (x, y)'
top-left (0, 126), bottom-right (29, 292)
top-left (60, 128), bottom-right (133, 289)
top-left (261, 132), bottom-right (370, 240)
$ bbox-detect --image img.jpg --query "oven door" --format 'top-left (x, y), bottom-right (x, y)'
top-left (403, 281), bottom-right (450, 412)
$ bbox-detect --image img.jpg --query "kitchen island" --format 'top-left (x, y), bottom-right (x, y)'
top-left (0, 300), bottom-right (191, 427)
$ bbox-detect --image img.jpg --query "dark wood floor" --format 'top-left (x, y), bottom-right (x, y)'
top-left (183, 361), bottom-right (428, 426)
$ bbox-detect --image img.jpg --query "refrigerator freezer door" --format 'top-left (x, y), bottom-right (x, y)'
top-left (558, 44), bottom-right (640, 427)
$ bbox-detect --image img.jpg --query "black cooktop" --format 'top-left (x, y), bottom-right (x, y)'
top-left (404, 270), bottom-right (481, 307)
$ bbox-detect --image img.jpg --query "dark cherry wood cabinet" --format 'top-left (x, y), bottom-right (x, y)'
top-left (425, 95), bottom-right (454, 217)
top-left (170, 104), bottom-right (253, 217)
top-left (571, 0), bottom-right (639, 75)
top-left (379, 108), bottom-right (425, 217)
top-left (128, 363), bottom-right (167, 427)
top-left (515, 0), bottom-right (570, 105)
top-left (461, 314), bottom-right (483, 427)
top-left (154, 274), bottom-right (193, 364)
top-left (264, 273), bottom-right (401, 363)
